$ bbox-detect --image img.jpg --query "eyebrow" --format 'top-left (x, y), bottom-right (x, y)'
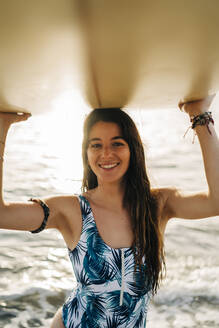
top-left (88, 136), bottom-right (125, 142)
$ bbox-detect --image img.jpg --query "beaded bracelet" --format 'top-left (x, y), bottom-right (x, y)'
top-left (184, 111), bottom-right (214, 142)
top-left (191, 111), bottom-right (214, 135)
top-left (29, 198), bottom-right (50, 233)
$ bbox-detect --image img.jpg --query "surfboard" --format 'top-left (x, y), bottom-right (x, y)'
top-left (0, 0), bottom-right (219, 113)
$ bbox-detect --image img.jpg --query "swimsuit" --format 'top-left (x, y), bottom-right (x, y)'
top-left (62, 195), bottom-right (151, 328)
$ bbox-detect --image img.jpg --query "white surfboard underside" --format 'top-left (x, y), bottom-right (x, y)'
top-left (0, 0), bottom-right (219, 113)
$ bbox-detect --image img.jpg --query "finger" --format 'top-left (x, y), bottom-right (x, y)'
top-left (0, 111), bottom-right (30, 116)
top-left (178, 101), bottom-right (185, 111)
top-left (207, 93), bottom-right (216, 104)
top-left (200, 94), bottom-right (216, 108)
top-left (178, 98), bottom-right (200, 110)
top-left (17, 112), bottom-right (31, 117)
top-left (179, 94), bottom-right (216, 111)
top-left (16, 112), bottom-right (31, 121)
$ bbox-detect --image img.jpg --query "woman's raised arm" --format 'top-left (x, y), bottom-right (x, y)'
top-left (163, 95), bottom-right (219, 221)
top-left (0, 111), bottom-right (61, 232)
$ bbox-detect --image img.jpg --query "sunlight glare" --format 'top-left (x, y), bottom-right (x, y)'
top-left (36, 89), bottom-right (90, 192)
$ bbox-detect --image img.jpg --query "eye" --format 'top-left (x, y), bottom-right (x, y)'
top-left (112, 142), bottom-right (125, 147)
top-left (90, 143), bottom-right (102, 149)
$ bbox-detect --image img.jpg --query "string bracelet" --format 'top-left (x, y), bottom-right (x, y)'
top-left (184, 111), bottom-right (214, 143)
top-left (191, 111), bottom-right (214, 134)
top-left (0, 141), bottom-right (4, 145)
top-left (29, 198), bottom-right (50, 233)
top-left (0, 155), bottom-right (4, 161)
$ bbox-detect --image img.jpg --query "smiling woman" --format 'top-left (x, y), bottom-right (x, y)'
top-left (81, 107), bottom-right (165, 284)
top-left (87, 121), bottom-right (130, 184)
top-left (55, 107), bottom-right (162, 328)
top-left (0, 97), bottom-right (219, 328)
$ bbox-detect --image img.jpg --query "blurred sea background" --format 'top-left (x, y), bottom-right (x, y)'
top-left (0, 95), bottom-right (219, 328)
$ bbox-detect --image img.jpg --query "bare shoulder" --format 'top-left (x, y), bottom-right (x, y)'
top-left (43, 195), bottom-right (81, 231)
top-left (44, 194), bottom-right (79, 208)
top-left (151, 187), bottom-right (177, 223)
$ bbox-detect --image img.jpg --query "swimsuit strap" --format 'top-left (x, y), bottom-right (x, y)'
top-left (78, 194), bottom-right (95, 224)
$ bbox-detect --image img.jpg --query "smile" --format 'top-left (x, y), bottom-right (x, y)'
top-left (98, 163), bottom-right (120, 169)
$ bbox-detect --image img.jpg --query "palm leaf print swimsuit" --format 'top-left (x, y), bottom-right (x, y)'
top-left (62, 195), bottom-right (152, 328)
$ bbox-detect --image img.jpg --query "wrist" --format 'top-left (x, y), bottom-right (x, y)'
top-left (0, 123), bottom-right (10, 142)
top-left (0, 141), bottom-right (5, 153)
top-left (191, 112), bottom-right (214, 135)
top-left (179, 95), bottom-right (215, 116)
top-left (183, 111), bottom-right (214, 141)
top-left (188, 109), bottom-right (206, 118)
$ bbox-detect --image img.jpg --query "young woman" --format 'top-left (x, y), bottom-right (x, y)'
top-left (0, 95), bottom-right (218, 328)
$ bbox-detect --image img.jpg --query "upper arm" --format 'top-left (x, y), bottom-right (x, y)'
top-left (0, 196), bottom-right (65, 232)
top-left (160, 187), bottom-right (219, 221)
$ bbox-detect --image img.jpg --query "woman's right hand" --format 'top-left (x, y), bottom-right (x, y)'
top-left (0, 111), bottom-right (31, 128)
top-left (0, 111), bottom-right (31, 142)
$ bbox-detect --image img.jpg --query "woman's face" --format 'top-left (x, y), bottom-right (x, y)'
top-left (87, 121), bottom-right (130, 185)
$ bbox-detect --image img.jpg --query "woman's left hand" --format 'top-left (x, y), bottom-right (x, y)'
top-left (178, 94), bottom-right (216, 117)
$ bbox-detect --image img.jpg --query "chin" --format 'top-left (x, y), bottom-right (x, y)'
top-left (98, 175), bottom-right (126, 185)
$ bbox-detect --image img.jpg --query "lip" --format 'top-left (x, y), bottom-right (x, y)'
top-left (98, 162), bottom-right (120, 169)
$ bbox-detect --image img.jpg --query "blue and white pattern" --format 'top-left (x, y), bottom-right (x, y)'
top-left (62, 195), bottom-right (151, 328)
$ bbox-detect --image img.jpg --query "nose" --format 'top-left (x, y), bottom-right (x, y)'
top-left (101, 145), bottom-right (112, 157)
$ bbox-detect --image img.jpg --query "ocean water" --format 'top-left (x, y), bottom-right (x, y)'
top-left (0, 103), bottom-right (219, 327)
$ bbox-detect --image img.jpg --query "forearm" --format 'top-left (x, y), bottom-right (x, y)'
top-left (195, 121), bottom-right (219, 202)
top-left (180, 96), bottom-right (219, 211)
top-left (0, 120), bottom-right (10, 205)
top-left (0, 112), bottom-right (30, 205)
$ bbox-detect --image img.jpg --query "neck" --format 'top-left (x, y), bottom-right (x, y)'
top-left (95, 180), bottom-right (125, 206)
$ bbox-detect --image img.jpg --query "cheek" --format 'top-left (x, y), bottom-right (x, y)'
top-left (87, 149), bottom-right (95, 166)
top-left (126, 147), bottom-right (131, 159)
top-left (87, 149), bottom-right (91, 165)
top-left (123, 149), bottom-right (131, 167)
top-left (127, 154), bottom-right (131, 167)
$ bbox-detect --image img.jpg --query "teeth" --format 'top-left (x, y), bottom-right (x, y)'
top-left (100, 163), bottom-right (118, 169)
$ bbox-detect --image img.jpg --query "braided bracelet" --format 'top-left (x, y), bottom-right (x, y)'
top-left (29, 198), bottom-right (50, 233)
top-left (191, 111), bottom-right (214, 135)
top-left (184, 111), bottom-right (214, 142)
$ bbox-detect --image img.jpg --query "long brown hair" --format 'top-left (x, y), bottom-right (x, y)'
top-left (81, 108), bottom-right (165, 294)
